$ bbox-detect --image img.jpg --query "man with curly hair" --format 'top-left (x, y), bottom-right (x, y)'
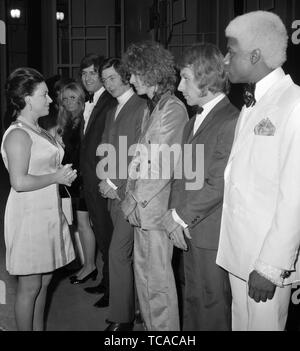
top-left (121, 41), bottom-right (188, 331)
top-left (216, 11), bottom-right (300, 330)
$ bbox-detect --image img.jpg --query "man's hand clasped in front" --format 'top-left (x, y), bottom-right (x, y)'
top-left (168, 226), bottom-right (191, 251)
top-left (121, 192), bottom-right (140, 227)
top-left (98, 179), bottom-right (120, 200)
top-left (248, 270), bottom-right (276, 303)
top-left (161, 210), bottom-right (191, 251)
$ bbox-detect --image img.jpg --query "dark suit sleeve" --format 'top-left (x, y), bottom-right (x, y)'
top-left (169, 120), bottom-right (192, 207)
top-left (176, 117), bottom-right (237, 229)
top-left (97, 110), bottom-right (112, 181)
top-left (111, 102), bottom-right (145, 191)
top-left (101, 112), bottom-right (110, 146)
top-left (116, 103), bottom-right (144, 188)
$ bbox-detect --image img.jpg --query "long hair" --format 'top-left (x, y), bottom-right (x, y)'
top-left (178, 43), bottom-right (229, 96)
top-left (122, 41), bottom-right (176, 96)
top-left (57, 82), bottom-right (85, 134)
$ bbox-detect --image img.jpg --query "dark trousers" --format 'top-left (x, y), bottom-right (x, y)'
top-left (107, 201), bottom-right (135, 323)
top-left (84, 187), bottom-right (113, 290)
top-left (172, 247), bottom-right (185, 329)
top-left (183, 244), bottom-right (232, 331)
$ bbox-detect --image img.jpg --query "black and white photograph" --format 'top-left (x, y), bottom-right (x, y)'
top-left (1, 0), bottom-right (300, 334)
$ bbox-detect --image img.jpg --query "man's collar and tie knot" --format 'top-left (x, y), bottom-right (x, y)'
top-left (196, 106), bottom-right (204, 115)
top-left (88, 93), bottom-right (94, 103)
top-left (243, 83), bottom-right (256, 108)
top-left (147, 94), bottom-right (161, 114)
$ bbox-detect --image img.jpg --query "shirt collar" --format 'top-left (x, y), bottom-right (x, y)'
top-left (199, 93), bottom-right (226, 118)
top-left (255, 67), bottom-right (285, 103)
top-left (116, 88), bottom-right (134, 106)
top-left (90, 86), bottom-right (105, 105)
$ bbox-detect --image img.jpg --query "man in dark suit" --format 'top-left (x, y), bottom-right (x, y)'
top-left (97, 58), bottom-right (147, 330)
top-left (79, 53), bottom-right (115, 304)
top-left (161, 43), bottom-right (239, 330)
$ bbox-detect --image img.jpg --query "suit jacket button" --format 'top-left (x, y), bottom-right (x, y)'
top-left (141, 200), bottom-right (148, 208)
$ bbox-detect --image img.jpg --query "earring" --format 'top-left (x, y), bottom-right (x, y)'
top-left (25, 97), bottom-right (32, 111)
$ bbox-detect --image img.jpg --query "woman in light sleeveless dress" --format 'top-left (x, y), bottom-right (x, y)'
top-left (1, 67), bottom-right (77, 331)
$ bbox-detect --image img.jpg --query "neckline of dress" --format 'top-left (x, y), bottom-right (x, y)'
top-left (15, 118), bottom-right (58, 148)
top-left (16, 117), bottom-right (42, 133)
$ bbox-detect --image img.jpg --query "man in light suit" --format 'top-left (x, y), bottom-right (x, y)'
top-left (121, 41), bottom-right (189, 331)
top-left (97, 58), bottom-right (147, 330)
top-left (216, 11), bottom-right (300, 330)
top-left (79, 54), bottom-right (115, 304)
top-left (161, 43), bottom-right (238, 330)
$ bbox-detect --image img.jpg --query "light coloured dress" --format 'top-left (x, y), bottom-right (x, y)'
top-left (1, 120), bottom-right (75, 275)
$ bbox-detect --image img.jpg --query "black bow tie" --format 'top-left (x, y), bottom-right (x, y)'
top-left (196, 106), bottom-right (204, 115)
top-left (243, 83), bottom-right (256, 108)
top-left (88, 94), bottom-right (94, 103)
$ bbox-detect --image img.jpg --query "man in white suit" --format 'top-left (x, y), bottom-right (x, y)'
top-left (216, 11), bottom-right (300, 331)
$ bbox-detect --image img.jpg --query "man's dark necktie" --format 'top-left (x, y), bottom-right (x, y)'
top-left (243, 83), bottom-right (256, 108)
top-left (88, 93), bottom-right (94, 103)
top-left (147, 94), bottom-right (160, 114)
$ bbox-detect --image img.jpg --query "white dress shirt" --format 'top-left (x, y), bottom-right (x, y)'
top-left (238, 67), bottom-right (285, 132)
top-left (172, 93), bottom-right (226, 228)
top-left (83, 86), bottom-right (106, 134)
top-left (106, 88), bottom-right (135, 190)
top-left (193, 93), bottom-right (226, 135)
top-left (114, 88), bottom-right (134, 120)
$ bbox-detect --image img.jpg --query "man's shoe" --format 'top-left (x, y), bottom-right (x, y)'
top-left (104, 322), bottom-right (133, 331)
top-left (84, 283), bottom-right (106, 294)
top-left (94, 295), bottom-right (109, 308)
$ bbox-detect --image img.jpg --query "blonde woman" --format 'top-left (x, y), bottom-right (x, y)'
top-left (57, 82), bottom-right (98, 284)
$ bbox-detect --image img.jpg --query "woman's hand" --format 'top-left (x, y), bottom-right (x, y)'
top-left (55, 164), bottom-right (77, 186)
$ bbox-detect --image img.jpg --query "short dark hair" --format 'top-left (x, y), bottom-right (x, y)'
top-left (6, 67), bottom-right (45, 116)
top-left (101, 57), bottom-right (130, 85)
top-left (79, 53), bottom-right (105, 77)
top-left (122, 41), bottom-right (176, 96)
top-left (179, 43), bottom-right (229, 95)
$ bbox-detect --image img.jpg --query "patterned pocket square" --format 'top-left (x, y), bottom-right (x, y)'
top-left (254, 118), bottom-right (276, 136)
